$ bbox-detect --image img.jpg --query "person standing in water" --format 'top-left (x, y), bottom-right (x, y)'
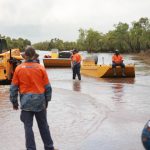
top-left (71, 49), bottom-right (82, 80)
top-left (10, 46), bottom-right (56, 150)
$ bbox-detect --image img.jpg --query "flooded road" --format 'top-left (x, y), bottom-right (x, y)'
top-left (0, 52), bottom-right (150, 150)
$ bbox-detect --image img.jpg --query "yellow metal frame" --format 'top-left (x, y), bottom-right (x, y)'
top-left (43, 58), bottom-right (71, 67)
top-left (0, 49), bottom-right (23, 81)
top-left (81, 60), bottom-right (135, 78)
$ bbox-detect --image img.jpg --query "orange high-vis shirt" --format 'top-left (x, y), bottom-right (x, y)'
top-left (12, 62), bottom-right (50, 94)
top-left (112, 54), bottom-right (123, 64)
top-left (72, 53), bottom-right (82, 63)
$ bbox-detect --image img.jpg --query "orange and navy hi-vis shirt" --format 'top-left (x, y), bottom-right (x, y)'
top-left (71, 53), bottom-right (82, 63)
top-left (10, 61), bottom-right (52, 112)
top-left (12, 62), bottom-right (49, 94)
top-left (112, 54), bottom-right (123, 64)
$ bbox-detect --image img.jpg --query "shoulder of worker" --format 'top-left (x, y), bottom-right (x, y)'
top-left (15, 62), bottom-right (45, 71)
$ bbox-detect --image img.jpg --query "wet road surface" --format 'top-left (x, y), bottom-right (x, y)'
top-left (0, 53), bottom-right (150, 150)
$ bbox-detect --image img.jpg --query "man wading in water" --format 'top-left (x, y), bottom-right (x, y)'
top-left (10, 46), bottom-right (56, 150)
top-left (71, 49), bottom-right (82, 80)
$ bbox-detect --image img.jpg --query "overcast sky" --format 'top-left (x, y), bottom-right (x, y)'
top-left (0, 0), bottom-right (149, 44)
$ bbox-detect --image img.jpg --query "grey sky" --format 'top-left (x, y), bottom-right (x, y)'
top-left (0, 0), bottom-right (149, 44)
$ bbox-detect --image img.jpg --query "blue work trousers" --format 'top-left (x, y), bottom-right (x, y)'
top-left (20, 110), bottom-right (54, 150)
top-left (112, 62), bottom-right (125, 68)
top-left (73, 63), bottom-right (81, 80)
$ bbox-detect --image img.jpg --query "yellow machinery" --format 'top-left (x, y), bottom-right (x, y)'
top-left (43, 49), bottom-right (72, 67)
top-left (51, 49), bottom-right (59, 58)
top-left (81, 59), bottom-right (135, 78)
top-left (0, 39), bottom-right (23, 85)
top-left (43, 58), bottom-right (71, 67)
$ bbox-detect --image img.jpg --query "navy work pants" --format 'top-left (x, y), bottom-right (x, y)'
top-left (142, 121), bottom-right (150, 150)
top-left (73, 63), bottom-right (81, 80)
top-left (112, 62), bottom-right (125, 68)
top-left (20, 109), bottom-right (54, 150)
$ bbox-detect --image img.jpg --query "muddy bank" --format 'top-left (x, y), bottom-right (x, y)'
top-left (133, 50), bottom-right (150, 64)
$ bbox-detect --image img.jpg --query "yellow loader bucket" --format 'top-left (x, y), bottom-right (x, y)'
top-left (81, 60), bottom-right (135, 78)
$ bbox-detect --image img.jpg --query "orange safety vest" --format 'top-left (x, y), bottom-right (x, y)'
top-left (12, 62), bottom-right (49, 94)
top-left (71, 53), bottom-right (82, 63)
top-left (112, 54), bottom-right (123, 64)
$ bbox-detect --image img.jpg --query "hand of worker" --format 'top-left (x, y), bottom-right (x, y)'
top-left (13, 103), bottom-right (19, 110)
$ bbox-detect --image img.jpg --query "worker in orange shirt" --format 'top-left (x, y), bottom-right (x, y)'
top-left (71, 49), bottom-right (82, 80)
top-left (10, 46), bottom-right (56, 150)
top-left (112, 49), bottom-right (125, 77)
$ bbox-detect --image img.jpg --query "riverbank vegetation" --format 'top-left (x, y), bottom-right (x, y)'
top-left (33, 17), bottom-right (150, 53)
top-left (135, 49), bottom-right (150, 64)
top-left (0, 17), bottom-right (150, 54)
top-left (0, 35), bottom-right (31, 51)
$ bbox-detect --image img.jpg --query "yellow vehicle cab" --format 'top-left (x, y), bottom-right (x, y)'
top-left (0, 48), bottom-right (23, 84)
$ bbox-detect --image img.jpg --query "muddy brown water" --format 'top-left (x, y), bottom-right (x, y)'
top-left (0, 52), bottom-right (150, 150)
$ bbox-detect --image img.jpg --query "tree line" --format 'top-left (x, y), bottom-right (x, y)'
top-left (1, 17), bottom-right (150, 53)
top-left (0, 35), bottom-right (31, 52)
top-left (33, 17), bottom-right (150, 53)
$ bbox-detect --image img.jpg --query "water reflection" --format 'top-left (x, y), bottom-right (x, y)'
top-left (0, 85), bottom-right (11, 110)
top-left (97, 77), bottom-right (135, 84)
top-left (112, 83), bottom-right (124, 102)
top-left (72, 81), bottom-right (81, 91)
top-left (0, 52), bottom-right (149, 150)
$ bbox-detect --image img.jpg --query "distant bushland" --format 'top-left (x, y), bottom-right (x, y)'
top-left (1, 17), bottom-right (150, 54)
top-left (0, 34), bottom-right (31, 51)
top-left (33, 17), bottom-right (150, 54)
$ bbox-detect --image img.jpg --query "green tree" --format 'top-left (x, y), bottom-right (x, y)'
top-left (85, 28), bottom-right (103, 52)
top-left (64, 41), bottom-right (76, 50)
top-left (77, 28), bottom-right (86, 50)
top-left (128, 17), bottom-right (150, 52)
top-left (112, 22), bottom-right (131, 52)
top-left (48, 38), bottom-right (64, 50)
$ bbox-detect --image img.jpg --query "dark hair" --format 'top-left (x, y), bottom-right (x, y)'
top-left (25, 46), bottom-right (36, 59)
top-left (33, 53), bottom-right (39, 59)
top-left (73, 49), bottom-right (78, 53)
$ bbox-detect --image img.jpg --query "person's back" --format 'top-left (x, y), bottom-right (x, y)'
top-left (73, 53), bottom-right (81, 64)
top-left (14, 62), bottom-right (47, 94)
top-left (10, 46), bottom-right (55, 150)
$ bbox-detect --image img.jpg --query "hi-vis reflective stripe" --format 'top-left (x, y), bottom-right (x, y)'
top-left (21, 65), bottom-right (38, 68)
